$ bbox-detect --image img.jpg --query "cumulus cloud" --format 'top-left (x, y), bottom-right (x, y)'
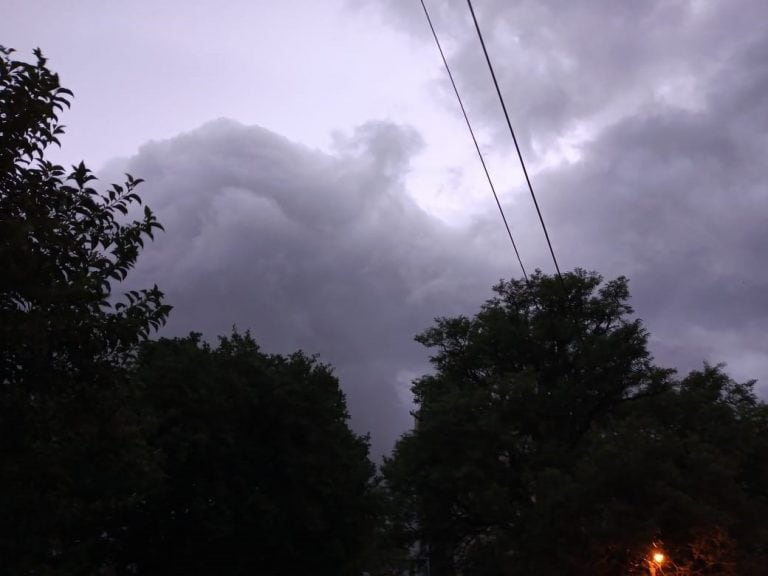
top-left (106, 1), bottom-right (767, 458)
top-left (369, 0), bottom-right (765, 156)
top-left (118, 119), bottom-right (507, 456)
top-left (536, 30), bottom-right (768, 388)
top-left (369, 0), bottom-right (768, 389)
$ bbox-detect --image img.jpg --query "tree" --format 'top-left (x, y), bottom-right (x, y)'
top-left (0, 45), bottom-right (381, 575)
top-left (383, 270), bottom-right (768, 575)
top-left (602, 364), bottom-right (768, 575)
top-left (124, 332), bottom-right (378, 576)
top-left (1, 46), bottom-right (171, 574)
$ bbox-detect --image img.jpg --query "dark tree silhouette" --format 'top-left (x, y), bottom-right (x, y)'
top-left (1, 46), bottom-right (170, 574)
top-left (126, 332), bottom-right (378, 576)
top-left (384, 270), bottom-right (768, 575)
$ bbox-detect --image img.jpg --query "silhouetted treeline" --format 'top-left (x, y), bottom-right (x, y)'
top-left (2, 46), bottom-right (767, 576)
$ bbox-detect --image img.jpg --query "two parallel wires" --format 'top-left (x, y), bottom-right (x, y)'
top-left (420, 0), bottom-right (562, 281)
top-left (418, 0), bottom-right (528, 282)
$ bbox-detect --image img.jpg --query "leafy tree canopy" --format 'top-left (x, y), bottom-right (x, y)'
top-left (384, 270), bottom-right (768, 575)
top-left (1, 46), bottom-right (170, 574)
top-left (5, 43), bottom-right (766, 576)
top-left (126, 332), bottom-right (378, 576)
top-left (1, 45), bottom-right (381, 576)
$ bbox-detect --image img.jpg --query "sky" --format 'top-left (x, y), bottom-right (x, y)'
top-left (4, 0), bottom-right (767, 456)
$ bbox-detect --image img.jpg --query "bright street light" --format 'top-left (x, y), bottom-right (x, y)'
top-left (648, 548), bottom-right (666, 576)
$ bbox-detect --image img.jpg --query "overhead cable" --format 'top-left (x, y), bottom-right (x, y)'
top-left (419, 0), bottom-right (529, 282)
top-left (466, 0), bottom-right (562, 279)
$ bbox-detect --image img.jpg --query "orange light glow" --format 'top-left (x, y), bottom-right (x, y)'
top-left (652, 552), bottom-right (665, 564)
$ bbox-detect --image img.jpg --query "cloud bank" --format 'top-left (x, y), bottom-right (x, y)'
top-left (109, 0), bottom-right (767, 455)
top-left (120, 119), bottom-right (508, 456)
top-left (369, 0), bottom-right (768, 387)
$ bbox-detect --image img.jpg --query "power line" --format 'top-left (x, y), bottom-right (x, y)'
top-left (466, 0), bottom-right (562, 279)
top-left (419, 0), bottom-right (528, 282)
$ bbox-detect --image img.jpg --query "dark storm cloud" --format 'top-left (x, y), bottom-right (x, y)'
top-left (119, 119), bottom-right (507, 456)
top-left (367, 0), bottom-right (768, 389)
top-left (111, 0), bottom-right (768, 458)
top-left (370, 0), bottom-right (765, 150)
top-left (535, 30), bottom-right (768, 387)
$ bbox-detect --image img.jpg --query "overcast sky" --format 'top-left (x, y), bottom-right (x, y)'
top-left (5, 0), bottom-right (767, 455)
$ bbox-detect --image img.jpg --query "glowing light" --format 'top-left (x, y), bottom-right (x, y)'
top-left (652, 552), bottom-right (665, 564)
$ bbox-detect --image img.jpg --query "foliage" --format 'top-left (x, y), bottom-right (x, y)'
top-left (0, 46), bottom-right (170, 574)
top-left (383, 270), bottom-right (768, 575)
top-left (0, 45), bottom-right (379, 576)
top-left (124, 332), bottom-right (378, 576)
top-left (0, 46), bottom-right (170, 382)
top-left (5, 42), bottom-right (766, 576)
top-left (610, 365), bottom-right (768, 575)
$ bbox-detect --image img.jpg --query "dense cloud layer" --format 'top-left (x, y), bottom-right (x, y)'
top-left (538, 30), bottom-right (768, 387)
top-left (367, 0), bottom-right (768, 386)
top-left (120, 119), bottom-right (509, 456)
top-left (107, 0), bottom-right (767, 456)
top-left (371, 0), bottom-right (765, 153)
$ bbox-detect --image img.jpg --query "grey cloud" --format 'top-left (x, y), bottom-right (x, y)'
top-left (110, 5), bottom-right (767, 459)
top-left (119, 119), bottom-right (504, 457)
top-left (371, 0), bottom-right (766, 155)
top-left (370, 0), bottom-right (768, 391)
top-left (529, 31), bottom-right (768, 390)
